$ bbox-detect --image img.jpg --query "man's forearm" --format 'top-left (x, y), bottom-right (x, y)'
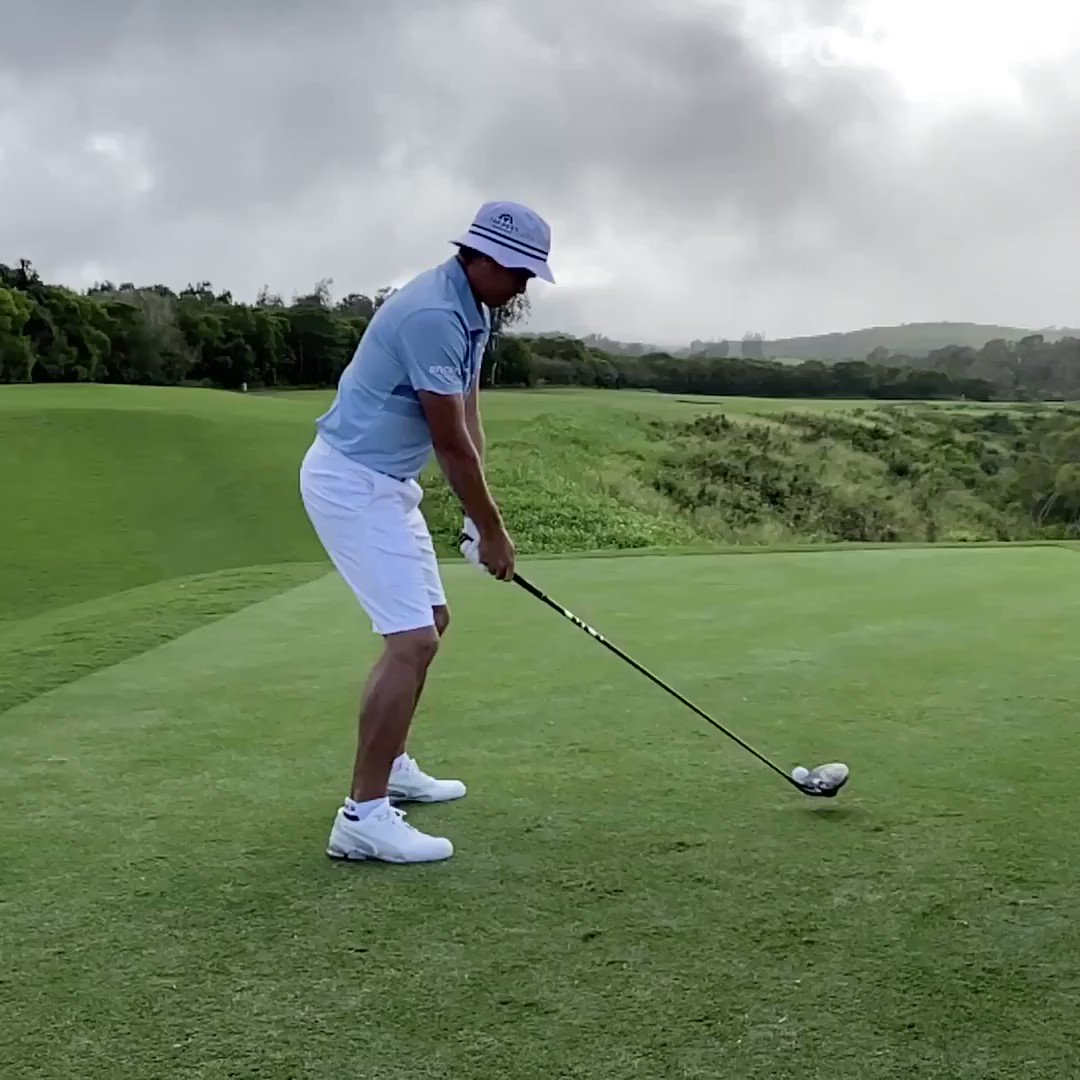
top-left (465, 406), bottom-right (485, 460)
top-left (435, 443), bottom-right (501, 534)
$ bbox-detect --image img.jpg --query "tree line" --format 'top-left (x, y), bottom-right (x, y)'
top-left (889, 337), bottom-right (1080, 401)
top-left (0, 260), bottom-right (372, 390)
top-left (1, 257), bottom-right (1056, 401)
top-left (510, 334), bottom-right (998, 400)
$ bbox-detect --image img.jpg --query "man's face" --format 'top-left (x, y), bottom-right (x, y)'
top-left (472, 256), bottom-right (534, 308)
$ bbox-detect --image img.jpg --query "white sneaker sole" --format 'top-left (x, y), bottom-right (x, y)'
top-left (326, 847), bottom-right (452, 864)
top-left (387, 788), bottom-right (466, 805)
top-left (324, 846), bottom-right (451, 864)
top-left (325, 833), bottom-right (454, 864)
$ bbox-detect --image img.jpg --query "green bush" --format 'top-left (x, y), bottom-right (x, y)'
top-left (645, 407), bottom-right (1080, 545)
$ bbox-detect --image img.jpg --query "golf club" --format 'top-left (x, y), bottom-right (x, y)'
top-left (512, 571), bottom-right (849, 798)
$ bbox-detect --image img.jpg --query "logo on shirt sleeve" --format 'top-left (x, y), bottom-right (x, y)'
top-left (428, 364), bottom-right (459, 381)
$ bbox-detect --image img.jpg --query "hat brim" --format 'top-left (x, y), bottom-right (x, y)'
top-left (451, 233), bottom-right (555, 284)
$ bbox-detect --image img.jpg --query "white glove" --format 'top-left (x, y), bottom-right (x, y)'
top-left (458, 516), bottom-right (484, 571)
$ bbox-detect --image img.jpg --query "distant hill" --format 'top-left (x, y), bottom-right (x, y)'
top-left (750, 322), bottom-right (1080, 361)
top-left (528, 323), bottom-right (1080, 361)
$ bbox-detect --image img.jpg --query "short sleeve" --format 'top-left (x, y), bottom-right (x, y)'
top-left (395, 308), bottom-right (469, 396)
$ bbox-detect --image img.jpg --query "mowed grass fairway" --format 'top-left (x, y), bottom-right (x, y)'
top-left (4, 385), bottom-right (1080, 1078)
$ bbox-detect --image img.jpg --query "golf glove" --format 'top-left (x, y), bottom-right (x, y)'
top-left (458, 517), bottom-right (484, 571)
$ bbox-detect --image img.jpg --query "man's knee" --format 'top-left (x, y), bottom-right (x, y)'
top-left (385, 626), bottom-right (440, 671)
top-left (433, 605), bottom-right (450, 637)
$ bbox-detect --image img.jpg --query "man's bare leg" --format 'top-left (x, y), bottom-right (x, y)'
top-left (394, 605), bottom-right (450, 761)
top-left (350, 625), bottom-right (440, 803)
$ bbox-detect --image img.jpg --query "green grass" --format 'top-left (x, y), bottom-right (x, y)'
top-left (266, 384), bottom-right (1060, 419)
top-left (0, 386), bottom-right (325, 623)
top-left (5, 384), bottom-right (1080, 1076)
top-left (0, 563), bottom-right (326, 714)
top-left (5, 546), bottom-right (1080, 1078)
top-left (3, 382), bottom-right (1074, 705)
top-left (1, 383), bottom-right (838, 625)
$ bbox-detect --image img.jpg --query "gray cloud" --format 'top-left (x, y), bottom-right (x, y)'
top-left (2, 0), bottom-right (1078, 344)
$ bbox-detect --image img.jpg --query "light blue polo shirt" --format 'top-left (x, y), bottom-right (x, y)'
top-left (315, 256), bottom-right (490, 480)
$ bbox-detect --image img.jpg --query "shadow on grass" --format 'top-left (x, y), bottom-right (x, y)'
top-left (796, 803), bottom-right (864, 823)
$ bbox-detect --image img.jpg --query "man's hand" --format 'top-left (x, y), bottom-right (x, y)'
top-left (460, 516), bottom-right (516, 581)
top-left (416, 387), bottom-right (513, 580)
top-left (479, 524), bottom-right (516, 581)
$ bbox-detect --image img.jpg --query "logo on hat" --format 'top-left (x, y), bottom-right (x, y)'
top-left (492, 212), bottom-right (515, 231)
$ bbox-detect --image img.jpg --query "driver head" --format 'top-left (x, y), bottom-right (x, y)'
top-left (794, 762), bottom-right (849, 797)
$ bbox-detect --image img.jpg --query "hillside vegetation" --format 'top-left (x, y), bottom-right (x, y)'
top-left (652, 405), bottom-right (1080, 545)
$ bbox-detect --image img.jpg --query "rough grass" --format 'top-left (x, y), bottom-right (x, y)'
top-left (649, 406), bottom-right (1077, 546)
top-left (5, 547), bottom-right (1080, 1079)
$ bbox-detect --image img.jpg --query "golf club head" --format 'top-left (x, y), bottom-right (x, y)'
top-left (792, 762), bottom-right (850, 798)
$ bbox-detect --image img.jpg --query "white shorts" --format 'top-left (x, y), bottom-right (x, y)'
top-left (299, 435), bottom-right (446, 636)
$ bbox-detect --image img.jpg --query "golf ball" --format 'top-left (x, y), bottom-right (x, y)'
top-left (791, 766), bottom-right (810, 783)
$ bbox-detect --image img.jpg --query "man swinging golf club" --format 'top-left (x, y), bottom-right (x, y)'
top-left (299, 200), bottom-right (555, 864)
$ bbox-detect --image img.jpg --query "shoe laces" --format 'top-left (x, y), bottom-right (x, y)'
top-left (376, 803), bottom-right (417, 833)
top-left (394, 754), bottom-right (427, 780)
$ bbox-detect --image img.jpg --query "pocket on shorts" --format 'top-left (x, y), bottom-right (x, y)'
top-left (300, 439), bottom-right (378, 512)
top-left (393, 478), bottom-right (425, 514)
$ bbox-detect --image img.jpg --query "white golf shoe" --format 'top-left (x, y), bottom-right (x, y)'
top-left (326, 802), bottom-right (453, 864)
top-left (387, 753), bottom-right (467, 804)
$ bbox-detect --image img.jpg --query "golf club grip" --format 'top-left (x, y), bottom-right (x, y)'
top-left (512, 572), bottom-right (793, 784)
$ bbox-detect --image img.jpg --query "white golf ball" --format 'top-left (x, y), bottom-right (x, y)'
top-left (791, 766), bottom-right (810, 783)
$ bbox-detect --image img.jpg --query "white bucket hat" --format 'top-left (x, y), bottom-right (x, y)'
top-left (452, 200), bottom-right (555, 284)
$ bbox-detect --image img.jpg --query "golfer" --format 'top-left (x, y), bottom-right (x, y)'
top-left (299, 201), bottom-right (555, 864)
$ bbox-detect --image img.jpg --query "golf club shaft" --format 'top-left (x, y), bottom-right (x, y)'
top-left (512, 572), bottom-right (798, 787)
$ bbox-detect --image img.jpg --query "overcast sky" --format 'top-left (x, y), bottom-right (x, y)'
top-left (3, 0), bottom-right (1079, 345)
